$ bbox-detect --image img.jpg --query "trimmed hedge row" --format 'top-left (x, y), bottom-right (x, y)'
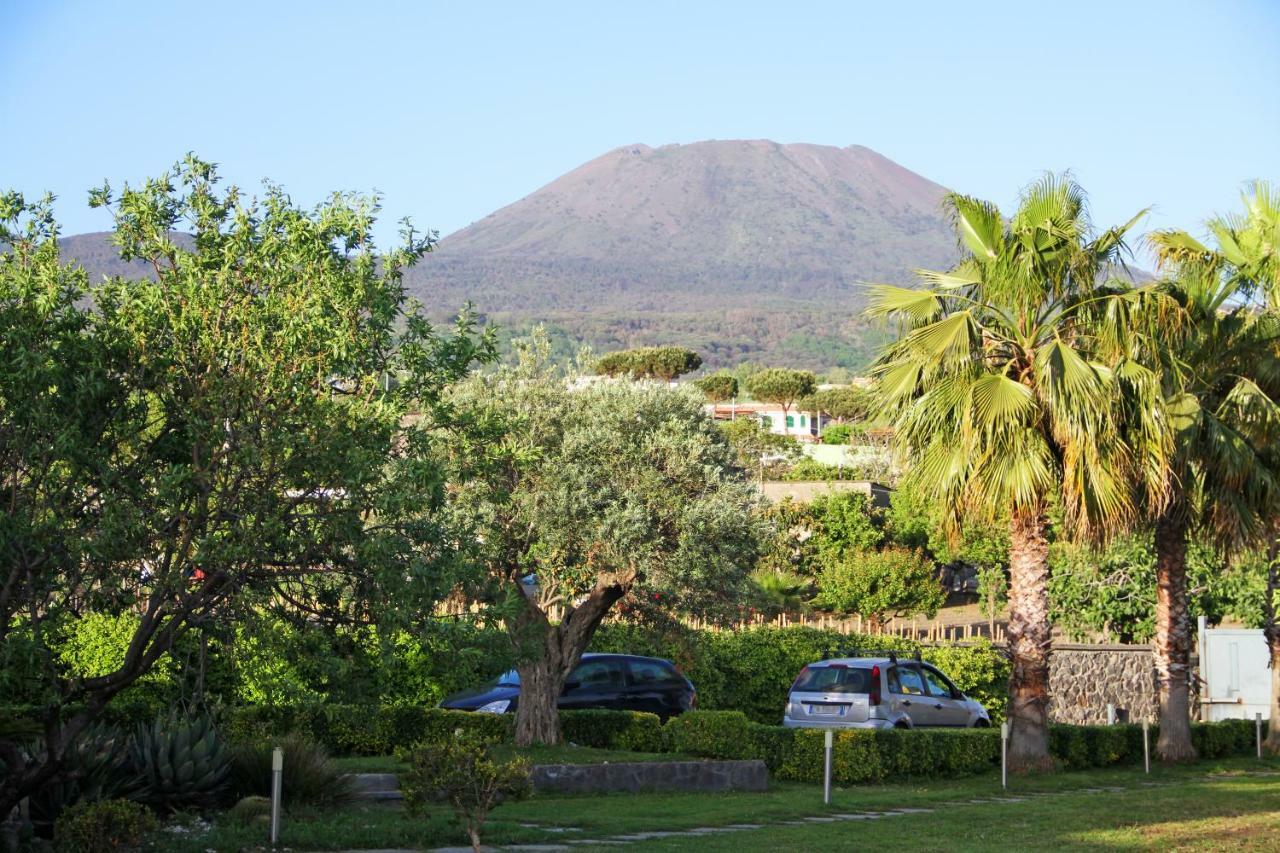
top-left (205, 705), bottom-right (1265, 782)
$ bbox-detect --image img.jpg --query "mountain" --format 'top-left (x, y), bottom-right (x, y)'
top-left (411, 140), bottom-right (960, 369)
top-left (56, 141), bottom-right (963, 370)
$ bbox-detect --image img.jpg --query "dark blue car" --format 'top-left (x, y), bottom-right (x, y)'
top-left (438, 653), bottom-right (696, 720)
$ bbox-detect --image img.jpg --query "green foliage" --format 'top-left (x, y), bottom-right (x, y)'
top-left (559, 710), bottom-right (665, 752)
top-left (218, 705), bottom-right (513, 756)
top-left (800, 386), bottom-right (875, 423)
top-left (26, 724), bottom-right (138, 832)
top-left (693, 371), bottom-right (738, 402)
top-left (130, 712), bottom-right (231, 811)
top-left (663, 711), bottom-right (755, 759)
top-left (399, 733), bottom-right (532, 851)
top-left (819, 423), bottom-right (853, 445)
top-left (718, 417), bottom-right (802, 473)
top-left (809, 491), bottom-right (883, 555)
top-left (749, 569), bottom-right (812, 616)
top-left (53, 798), bottom-right (156, 853)
top-left (745, 368), bottom-right (816, 412)
top-left (814, 548), bottom-right (945, 626)
top-left (594, 346), bottom-right (702, 380)
top-left (0, 161), bottom-right (493, 813)
top-left (229, 733), bottom-right (354, 808)
top-left (1049, 533), bottom-right (1269, 642)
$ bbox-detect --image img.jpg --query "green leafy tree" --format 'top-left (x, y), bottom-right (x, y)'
top-left (745, 368), bottom-right (817, 423)
top-left (0, 163), bottom-right (491, 817)
top-left (1138, 183), bottom-right (1280, 760)
top-left (800, 386), bottom-right (875, 423)
top-left (594, 346), bottom-right (702, 380)
top-left (808, 491), bottom-right (884, 556)
top-left (448, 335), bottom-right (764, 745)
top-left (693, 370), bottom-right (739, 402)
top-left (868, 175), bottom-right (1154, 771)
top-left (813, 547), bottom-right (944, 628)
top-left (718, 417), bottom-right (802, 477)
top-left (1049, 533), bottom-right (1268, 643)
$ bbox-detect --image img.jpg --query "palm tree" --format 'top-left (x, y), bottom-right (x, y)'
top-left (1147, 182), bottom-right (1280, 759)
top-left (868, 175), bottom-right (1159, 771)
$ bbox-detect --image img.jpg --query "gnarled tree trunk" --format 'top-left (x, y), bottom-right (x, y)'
top-left (1154, 503), bottom-right (1196, 763)
top-left (513, 579), bottom-right (626, 747)
top-left (1006, 508), bottom-right (1053, 773)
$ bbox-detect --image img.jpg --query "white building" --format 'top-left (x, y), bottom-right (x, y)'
top-left (704, 402), bottom-right (825, 441)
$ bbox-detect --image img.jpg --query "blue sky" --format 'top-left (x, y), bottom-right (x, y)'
top-left (3, 0), bottom-right (1277, 255)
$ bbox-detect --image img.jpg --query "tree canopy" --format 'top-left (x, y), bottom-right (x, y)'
top-left (0, 161), bottom-right (493, 815)
top-left (594, 346), bottom-right (702, 381)
top-left (745, 368), bottom-right (816, 415)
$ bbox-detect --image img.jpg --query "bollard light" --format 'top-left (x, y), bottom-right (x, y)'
top-left (1142, 718), bottom-right (1150, 774)
top-left (1000, 721), bottom-right (1008, 790)
top-left (1258, 712), bottom-right (1264, 759)
top-left (270, 746), bottom-right (283, 845)
top-left (823, 729), bottom-right (833, 805)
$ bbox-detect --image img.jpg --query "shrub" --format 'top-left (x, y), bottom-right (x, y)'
top-left (53, 798), bottom-right (156, 853)
top-left (664, 711), bottom-right (755, 759)
top-left (399, 734), bottom-right (532, 853)
top-left (776, 728), bottom-right (998, 784)
top-left (229, 733), bottom-right (354, 807)
top-left (560, 710), bottom-right (664, 752)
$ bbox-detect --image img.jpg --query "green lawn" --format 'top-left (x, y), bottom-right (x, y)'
top-left (147, 756), bottom-right (1280, 852)
top-left (331, 743), bottom-right (687, 775)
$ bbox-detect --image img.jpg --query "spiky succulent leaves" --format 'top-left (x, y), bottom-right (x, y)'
top-left (130, 712), bottom-right (230, 811)
top-left (25, 723), bottom-right (137, 830)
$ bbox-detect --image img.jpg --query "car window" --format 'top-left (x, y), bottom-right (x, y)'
top-left (570, 659), bottom-right (625, 689)
top-left (628, 659), bottom-right (676, 685)
top-left (891, 666), bottom-right (925, 696)
top-left (922, 667), bottom-right (956, 698)
top-left (792, 665), bottom-right (872, 694)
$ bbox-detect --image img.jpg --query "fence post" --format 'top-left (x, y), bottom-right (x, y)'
top-left (270, 746), bottom-right (283, 845)
top-left (823, 729), bottom-right (833, 805)
top-left (1258, 712), bottom-right (1264, 759)
top-left (1000, 721), bottom-right (1008, 790)
top-left (1142, 718), bottom-right (1150, 774)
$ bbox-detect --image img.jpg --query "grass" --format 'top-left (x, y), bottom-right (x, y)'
top-left (146, 755), bottom-right (1280, 851)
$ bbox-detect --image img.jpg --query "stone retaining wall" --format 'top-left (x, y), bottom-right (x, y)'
top-left (530, 760), bottom-right (768, 794)
top-left (1047, 644), bottom-right (1161, 725)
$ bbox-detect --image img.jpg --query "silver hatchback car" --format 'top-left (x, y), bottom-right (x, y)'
top-left (782, 653), bottom-right (990, 729)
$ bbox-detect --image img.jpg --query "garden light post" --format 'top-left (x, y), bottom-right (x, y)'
top-left (270, 746), bottom-right (283, 845)
top-left (1000, 721), bottom-right (1008, 789)
top-left (1258, 713), bottom-right (1264, 759)
top-left (823, 729), bottom-right (833, 805)
top-left (1143, 719), bottom-right (1150, 774)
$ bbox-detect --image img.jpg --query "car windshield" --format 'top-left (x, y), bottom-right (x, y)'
top-left (792, 665), bottom-right (872, 694)
top-left (494, 669), bottom-right (520, 686)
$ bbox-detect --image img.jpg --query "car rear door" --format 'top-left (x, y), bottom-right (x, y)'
top-left (559, 657), bottom-right (627, 710)
top-left (788, 664), bottom-right (873, 725)
top-left (921, 665), bottom-right (970, 726)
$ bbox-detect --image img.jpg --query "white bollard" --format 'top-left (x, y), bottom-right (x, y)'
top-left (1258, 713), bottom-right (1264, 759)
top-left (823, 729), bottom-right (833, 805)
top-left (1142, 719), bottom-right (1150, 774)
top-left (1106, 703), bottom-right (1116, 726)
top-left (270, 746), bottom-right (283, 845)
top-left (1000, 721), bottom-right (1008, 790)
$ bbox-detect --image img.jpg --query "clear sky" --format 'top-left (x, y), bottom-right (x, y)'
top-left (3, 0), bottom-right (1277, 254)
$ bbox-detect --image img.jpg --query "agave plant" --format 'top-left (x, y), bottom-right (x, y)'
top-left (130, 712), bottom-right (231, 811)
top-left (25, 723), bottom-right (136, 833)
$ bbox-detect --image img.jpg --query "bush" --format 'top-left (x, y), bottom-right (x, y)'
top-left (229, 733), bottom-right (354, 807)
top-left (664, 711), bottom-right (755, 759)
top-left (53, 798), bottom-right (156, 853)
top-left (218, 705), bottom-right (513, 756)
top-left (560, 710), bottom-right (664, 752)
top-left (399, 734), bottom-right (532, 852)
top-left (777, 728), bottom-right (998, 783)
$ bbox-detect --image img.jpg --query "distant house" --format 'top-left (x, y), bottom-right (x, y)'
top-left (704, 402), bottom-right (827, 442)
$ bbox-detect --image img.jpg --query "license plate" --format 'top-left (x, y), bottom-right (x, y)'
top-left (809, 704), bottom-right (844, 716)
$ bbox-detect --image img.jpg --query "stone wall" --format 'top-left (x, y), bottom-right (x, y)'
top-left (1047, 643), bottom-right (1160, 725)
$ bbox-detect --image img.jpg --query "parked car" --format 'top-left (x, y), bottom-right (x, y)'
top-left (438, 653), bottom-right (696, 719)
top-left (782, 653), bottom-right (990, 729)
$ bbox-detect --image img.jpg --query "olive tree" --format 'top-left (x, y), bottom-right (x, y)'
top-left (449, 336), bottom-right (763, 745)
top-left (0, 161), bottom-right (491, 817)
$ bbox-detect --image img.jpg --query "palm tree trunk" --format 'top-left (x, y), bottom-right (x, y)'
top-left (1154, 503), bottom-right (1196, 762)
top-left (1006, 508), bottom-right (1053, 772)
top-left (1264, 539), bottom-right (1280, 755)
